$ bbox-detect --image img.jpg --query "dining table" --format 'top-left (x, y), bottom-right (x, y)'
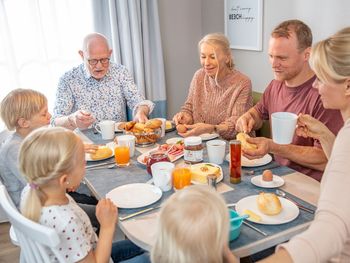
top-left (78, 128), bottom-right (320, 259)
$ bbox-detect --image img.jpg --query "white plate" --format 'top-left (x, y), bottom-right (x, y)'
top-left (190, 163), bottom-right (223, 185)
top-left (236, 195), bottom-right (299, 225)
top-left (106, 183), bottom-right (162, 209)
top-left (85, 142), bottom-right (115, 162)
top-left (115, 122), bottom-right (124, 132)
top-left (199, 133), bottom-right (219, 141)
top-left (137, 145), bottom-right (184, 165)
top-left (225, 154), bottom-right (272, 167)
top-left (251, 175), bottom-right (285, 188)
top-left (166, 137), bottom-right (184, 145)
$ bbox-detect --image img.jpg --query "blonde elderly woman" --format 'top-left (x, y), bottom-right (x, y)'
top-left (173, 33), bottom-right (252, 140)
top-left (260, 27), bottom-right (350, 263)
top-left (151, 185), bottom-right (237, 263)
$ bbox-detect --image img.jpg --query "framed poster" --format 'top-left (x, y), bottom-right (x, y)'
top-left (225, 0), bottom-right (263, 51)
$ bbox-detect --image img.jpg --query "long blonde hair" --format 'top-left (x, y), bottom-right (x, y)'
top-left (19, 127), bottom-right (81, 222)
top-left (151, 185), bottom-right (230, 263)
top-left (0, 88), bottom-right (47, 130)
top-left (310, 27), bottom-right (350, 83)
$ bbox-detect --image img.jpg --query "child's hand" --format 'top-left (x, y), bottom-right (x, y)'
top-left (96, 198), bottom-right (118, 229)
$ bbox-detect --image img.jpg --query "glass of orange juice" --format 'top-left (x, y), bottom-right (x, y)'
top-left (173, 166), bottom-right (191, 190)
top-left (114, 145), bottom-right (130, 167)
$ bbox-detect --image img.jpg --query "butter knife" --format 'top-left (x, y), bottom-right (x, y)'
top-left (119, 206), bottom-right (161, 221)
top-left (86, 161), bottom-right (115, 169)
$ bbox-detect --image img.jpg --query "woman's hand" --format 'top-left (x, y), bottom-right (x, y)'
top-left (178, 123), bottom-right (214, 137)
top-left (172, 112), bottom-right (193, 125)
top-left (296, 114), bottom-right (329, 140)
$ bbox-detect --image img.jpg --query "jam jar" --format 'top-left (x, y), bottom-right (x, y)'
top-left (184, 136), bottom-right (203, 164)
top-left (146, 150), bottom-right (170, 175)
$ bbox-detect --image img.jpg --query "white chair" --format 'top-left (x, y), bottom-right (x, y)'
top-left (0, 185), bottom-right (65, 262)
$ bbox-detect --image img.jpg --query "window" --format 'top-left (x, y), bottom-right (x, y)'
top-left (0, 0), bottom-right (94, 129)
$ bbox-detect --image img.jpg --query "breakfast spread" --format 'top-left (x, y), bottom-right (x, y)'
top-left (90, 146), bottom-right (113, 160)
top-left (257, 192), bottom-right (282, 216)
top-left (236, 132), bottom-right (258, 150)
top-left (190, 163), bottom-right (220, 184)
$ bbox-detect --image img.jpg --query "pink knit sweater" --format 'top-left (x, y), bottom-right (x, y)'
top-left (180, 68), bottom-right (252, 140)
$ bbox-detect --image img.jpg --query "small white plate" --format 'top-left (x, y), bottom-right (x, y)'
top-left (236, 195), bottom-right (299, 225)
top-left (115, 122), bottom-right (124, 133)
top-left (85, 142), bottom-right (115, 162)
top-left (166, 137), bottom-right (184, 145)
top-left (199, 133), bottom-right (219, 141)
top-left (190, 163), bottom-right (223, 185)
top-left (106, 183), bottom-right (162, 209)
top-left (251, 175), bottom-right (285, 188)
top-left (225, 154), bottom-right (272, 167)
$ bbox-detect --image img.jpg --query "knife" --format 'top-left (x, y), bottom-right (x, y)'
top-left (86, 161), bottom-right (115, 169)
top-left (119, 206), bottom-right (161, 221)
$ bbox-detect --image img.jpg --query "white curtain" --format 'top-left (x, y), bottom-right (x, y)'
top-left (0, 0), bottom-right (94, 129)
top-left (92, 0), bottom-right (167, 118)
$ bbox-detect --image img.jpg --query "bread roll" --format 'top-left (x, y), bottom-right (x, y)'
top-left (124, 121), bottom-right (136, 131)
top-left (134, 122), bottom-right (146, 132)
top-left (257, 192), bottom-right (282, 215)
top-left (145, 119), bottom-right (162, 129)
top-left (176, 124), bottom-right (187, 133)
top-left (90, 146), bottom-right (113, 160)
top-left (236, 132), bottom-right (257, 150)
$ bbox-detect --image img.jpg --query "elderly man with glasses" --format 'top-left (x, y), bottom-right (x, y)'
top-left (52, 33), bottom-right (154, 129)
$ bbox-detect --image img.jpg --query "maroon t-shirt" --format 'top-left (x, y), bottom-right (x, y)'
top-left (255, 76), bottom-right (343, 181)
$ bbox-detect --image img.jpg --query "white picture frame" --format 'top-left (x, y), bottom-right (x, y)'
top-left (224, 0), bottom-right (263, 51)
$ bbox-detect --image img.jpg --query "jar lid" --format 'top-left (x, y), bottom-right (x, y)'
top-left (184, 136), bottom-right (202, 146)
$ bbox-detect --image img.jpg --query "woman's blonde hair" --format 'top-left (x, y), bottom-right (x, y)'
top-left (19, 127), bottom-right (81, 222)
top-left (0, 89), bottom-right (47, 130)
top-left (151, 185), bottom-right (229, 263)
top-left (198, 32), bottom-right (234, 70)
top-left (310, 27), bottom-right (350, 84)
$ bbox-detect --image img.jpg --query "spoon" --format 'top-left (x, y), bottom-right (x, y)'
top-left (230, 214), bottom-right (249, 223)
top-left (275, 189), bottom-right (314, 214)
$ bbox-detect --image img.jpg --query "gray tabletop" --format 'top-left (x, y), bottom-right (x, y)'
top-left (82, 129), bottom-right (317, 257)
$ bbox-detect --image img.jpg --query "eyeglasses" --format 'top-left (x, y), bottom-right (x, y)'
top-left (87, 58), bottom-right (110, 66)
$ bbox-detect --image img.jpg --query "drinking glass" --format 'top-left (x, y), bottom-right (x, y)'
top-left (114, 145), bottom-right (130, 167)
top-left (173, 165), bottom-right (191, 190)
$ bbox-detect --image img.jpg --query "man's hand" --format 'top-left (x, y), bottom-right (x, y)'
top-left (242, 137), bottom-right (272, 159)
top-left (134, 105), bottom-right (149, 123)
top-left (178, 123), bottom-right (214, 137)
top-left (73, 110), bottom-right (95, 129)
top-left (172, 112), bottom-right (193, 125)
top-left (236, 112), bottom-right (256, 133)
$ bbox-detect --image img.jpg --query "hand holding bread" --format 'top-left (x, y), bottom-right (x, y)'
top-left (236, 133), bottom-right (258, 150)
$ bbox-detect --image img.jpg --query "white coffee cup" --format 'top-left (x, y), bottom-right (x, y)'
top-left (151, 162), bottom-right (175, 192)
top-left (206, 139), bottom-right (226, 165)
top-left (95, 120), bottom-right (115, 140)
top-left (116, 135), bottom-right (136, 157)
top-left (271, 112), bottom-right (298, 144)
top-left (157, 118), bottom-right (166, 138)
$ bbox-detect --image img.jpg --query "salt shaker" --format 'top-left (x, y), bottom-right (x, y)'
top-left (207, 174), bottom-right (217, 190)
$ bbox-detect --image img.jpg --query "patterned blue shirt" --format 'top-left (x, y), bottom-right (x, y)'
top-left (52, 63), bottom-right (154, 123)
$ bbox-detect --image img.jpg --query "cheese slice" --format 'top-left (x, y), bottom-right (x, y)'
top-left (190, 164), bottom-right (220, 184)
top-left (243, 209), bottom-right (262, 222)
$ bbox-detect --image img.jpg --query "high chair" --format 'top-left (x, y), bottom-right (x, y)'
top-left (0, 184), bottom-right (65, 262)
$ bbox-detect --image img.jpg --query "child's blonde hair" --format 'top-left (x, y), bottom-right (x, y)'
top-left (0, 88), bottom-right (47, 130)
top-left (19, 127), bottom-right (81, 222)
top-left (151, 185), bottom-right (230, 263)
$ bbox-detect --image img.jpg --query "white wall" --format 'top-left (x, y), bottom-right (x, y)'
top-left (159, 0), bottom-right (350, 116)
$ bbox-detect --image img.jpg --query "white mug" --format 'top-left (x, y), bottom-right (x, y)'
top-left (116, 135), bottom-right (136, 157)
top-left (95, 120), bottom-right (115, 140)
top-left (271, 112), bottom-right (298, 144)
top-left (157, 118), bottom-right (166, 138)
top-left (206, 139), bottom-right (226, 164)
top-left (151, 162), bottom-right (175, 192)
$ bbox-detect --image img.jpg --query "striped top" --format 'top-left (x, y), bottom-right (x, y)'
top-left (180, 68), bottom-right (252, 140)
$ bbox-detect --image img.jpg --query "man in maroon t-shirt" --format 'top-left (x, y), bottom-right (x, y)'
top-left (236, 20), bottom-right (343, 181)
